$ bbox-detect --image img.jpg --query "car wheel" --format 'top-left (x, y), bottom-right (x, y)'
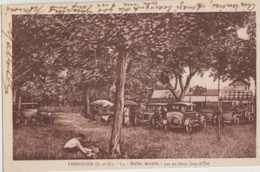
top-left (201, 119), bottom-right (207, 129)
top-left (150, 118), bottom-right (155, 128)
top-left (233, 116), bottom-right (240, 125)
top-left (134, 117), bottom-right (138, 126)
top-left (213, 115), bottom-right (218, 125)
top-left (164, 124), bottom-right (168, 131)
top-left (248, 114), bottom-right (254, 123)
top-left (185, 125), bottom-right (192, 134)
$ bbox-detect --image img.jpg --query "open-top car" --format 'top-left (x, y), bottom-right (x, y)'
top-left (13, 103), bottom-right (39, 125)
top-left (164, 102), bottom-right (206, 134)
top-left (136, 103), bottom-right (167, 125)
top-left (13, 103), bottom-right (55, 126)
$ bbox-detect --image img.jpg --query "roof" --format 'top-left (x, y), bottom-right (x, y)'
top-left (229, 78), bottom-right (250, 86)
top-left (148, 103), bottom-right (168, 106)
top-left (151, 89), bottom-right (218, 100)
top-left (186, 89), bottom-right (218, 96)
top-left (151, 90), bottom-right (178, 99)
top-left (168, 102), bottom-right (195, 106)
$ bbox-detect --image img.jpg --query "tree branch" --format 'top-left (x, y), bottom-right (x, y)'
top-left (178, 75), bottom-right (184, 92)
top-left (13, 49), bottom-right (53, 82)
top-left (184, 67), bottom-right (198, 91)
top-left (173, 75), bottom-right (178, 91)
top-left (166, 83), bottom-right (179, 101)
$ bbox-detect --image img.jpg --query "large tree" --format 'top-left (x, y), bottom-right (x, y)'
top-left (13, 15), bottom-right (114, 108)
top-left (152, 13), bottom-right (256, 102)
top-left (13, 12), bottom-right (255, 157)
top-left (204, 12), bottom-right (256, 82)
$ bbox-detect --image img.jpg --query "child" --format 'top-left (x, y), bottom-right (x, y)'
top-left (84, 145), bottom-right (100, 158)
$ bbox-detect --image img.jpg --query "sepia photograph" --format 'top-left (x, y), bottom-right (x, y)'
top-left (2, 0), bottom-right (260, 171)
top-left (11, 11), bottom-right (256, 160)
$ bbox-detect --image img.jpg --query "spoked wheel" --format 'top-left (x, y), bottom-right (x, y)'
top-left (164, 124), bottom-right (168, 131)
top-left (233, 116), bottom-right (240, 125)
top-left (150, 118), bottom-right (156, 128)
top-left (134, 117), bottom-right (138, 126)
top-left (248, 114), bottom-right (254, 123)
top-left (185, 125), bottom-right (192, 134)
top-left (201, 119), bottom-right (207, 129)
top-left (213, 115), bottom-right (218, 125)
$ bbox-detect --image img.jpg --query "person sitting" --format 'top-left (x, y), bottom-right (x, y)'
top-left (63, 134), bottom-right (100, 158)
top-left (63, 134), bottom-right (87, 154)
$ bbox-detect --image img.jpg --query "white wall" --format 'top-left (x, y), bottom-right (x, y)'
top-left (184, 96), bottom-right (218, 102)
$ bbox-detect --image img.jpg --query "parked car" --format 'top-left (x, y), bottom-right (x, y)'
top-left (136, 103), bottom-right (167, 126)
top-left (222, 107), bottom-right (254, 125)
top-left (198, 108), bottom-right (218, 124)
top-left (13, 103), bottom-right (54, 125)
top-left (163, 102), bottom-right (206, 134)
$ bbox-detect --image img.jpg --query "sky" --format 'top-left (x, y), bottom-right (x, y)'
top-left (189, 71), bottom-right (227, 89)
top-left (188, 71), bottom-right (255, 94)
top-left (189, 26), bottom-right (254, 91)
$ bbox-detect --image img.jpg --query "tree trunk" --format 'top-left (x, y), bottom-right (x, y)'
top-left (13, 88), bottom-right (18, 103)
top-left (168, 75), bottom-right (194, 102)
top-left (18, 96), bottom-right (22, 111)
top-left (13, 87), bottom-right (20, 127)
top-left (168, 88), bottom-right (180, 102)
top-left (178, 87), bottom-right (189, 102)
top-left (84, 86), bottom-right (92, 118)
top-left (253, 78), bottom-right (256, 115)
top-left (109, 49), bottom-right (127, 157)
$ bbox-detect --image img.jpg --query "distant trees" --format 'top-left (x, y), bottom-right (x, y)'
top-left (13, 15), bottom-right (114, 108)
top-left (206, 12), bottom-right (256, 83)
top-left (156, 13), bottom-right (256, 101)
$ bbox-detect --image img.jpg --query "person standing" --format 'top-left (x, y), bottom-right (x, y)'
top-left (123, 106), bottom-right (130, 126)
top-left (161, 106), bottom-right (167, 119)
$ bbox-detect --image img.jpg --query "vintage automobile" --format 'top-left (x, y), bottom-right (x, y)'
top-left (13, 103), bottom-right (55, 126)
top-left (198, 108), bottom-right (218, 124)
top-left (163, 102), bottom-right (206, 134)
top-left (221, 107), bottom-right (255, 125)
top-left (136, 103), bottom-right (167, 126)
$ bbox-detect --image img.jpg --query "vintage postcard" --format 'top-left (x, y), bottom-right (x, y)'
top-left (1, 0), bottom-right (260, 171)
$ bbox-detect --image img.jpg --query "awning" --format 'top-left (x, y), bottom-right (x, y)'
top-left (219, 90), bottom-right (252, 100)
top-left (90, 100), bottom-right (114, 107)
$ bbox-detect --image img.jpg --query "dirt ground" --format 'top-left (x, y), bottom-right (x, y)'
top-left (13, 113), bottom-right (256, 160)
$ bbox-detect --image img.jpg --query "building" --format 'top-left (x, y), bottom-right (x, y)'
top-left (150, 90), bottom-right (178, 103)
top-left (150, 86), bottom-right (219, 109)
top-left (225, 78), bottom-right (250, 90)
top-left (184, 87), bottom-right (219, 109)
top-left (220, 79), bottom-right (252, 110)
top-left (150, 79), bottom-right (252, 110)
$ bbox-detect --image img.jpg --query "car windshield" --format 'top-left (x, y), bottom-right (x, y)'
top-left (186, 106), bottom-right (193, 112)
top-left (168, 105), bottom-right (181, 111)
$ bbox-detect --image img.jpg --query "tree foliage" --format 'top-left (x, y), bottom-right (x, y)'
top-left (13, 12), bottom-right (256, 156)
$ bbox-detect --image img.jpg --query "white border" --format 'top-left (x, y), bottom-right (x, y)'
top-left (1, 0), bottom-right (260, 172)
